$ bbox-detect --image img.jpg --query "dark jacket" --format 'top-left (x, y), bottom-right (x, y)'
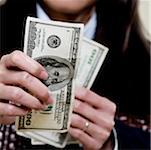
top-left (0, 0), bottom-right (150, 149)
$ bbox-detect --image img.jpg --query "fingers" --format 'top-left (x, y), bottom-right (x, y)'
top-left (0, 103), bottom-right (29, 124)
top-left (0, 51), bottom-right (53, 124)
top-left (71, 114), bottom-right (110, 140)
top-left (0, 70), bottom-right (52, 104)
top-left (75, 87), bottom-right (116, 113)
top-left (73, 99), bottom-right (115, 129)
top-left (0, 51), bottom-right (53, 105)
top-left (71, 87), bottom-right (116, 149)
top-left (70, 98), bottom-right (115, 150)
top-left (0, 50), bottom-right (48, 80)
top-left (69, 127), bottom-right (101, 150)
top-left (0, 116), bottom-right (16, 124)
top-left (0, 84), bottom-right (47, 110)
top-left (0, 102), bottom-right (28, 116)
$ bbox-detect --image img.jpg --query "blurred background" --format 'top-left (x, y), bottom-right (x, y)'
top-left (0, 0), bottom-right (150, 39)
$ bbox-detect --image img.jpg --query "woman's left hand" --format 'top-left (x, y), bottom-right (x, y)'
top-left (69, 87), bottom-right (116, 150)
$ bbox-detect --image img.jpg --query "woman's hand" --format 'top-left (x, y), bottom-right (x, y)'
top-left (69, 87), bottom-right (116, 150)
top-left (0, 50), bottom-right (53, 124)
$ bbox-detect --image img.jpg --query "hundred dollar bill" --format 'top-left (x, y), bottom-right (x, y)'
top-left (15, 16), bottom-right (83, 132)
top-left (22, 37), bottom-right (109, 147)
top-left (76, 37), bottom-right (108, 89)
top-left (27, 131), bottom-right (68, 148)
top-left (31, 138), bottom-right (45, 145)
top-left (66, 37), bottom-right (109, 145)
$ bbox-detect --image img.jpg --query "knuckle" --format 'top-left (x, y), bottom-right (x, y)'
top-left (105, 130), bottom-right (110, 139)
top-left (11, 88), bottom-right (23, 101)
top-left (74, 129), bottom-right (82, 139)
top-left (111, 103), bottom-right (116, 114)
top-left (0, 55), bottom-right (8, 63)
top-left (29, 99), bottom-right (42, 109)
top-left (77, 102), bottom-right (83, 110)
top-left (75, 101), bottom-right (84, 112)
top-left (12, 50), bottom-right (22, 55)
top-left (73, 114), bottom-right (83, 124)
top-left (82, 88), bottom-right (90, 98)
top-left (108, 122), bottom-right (115, 133)
top-left (40, 90), bottom-right (49, 100)
top-left (76, 116), bottom-right (83, 123)
top-left (106, 120), bottom-right (115, 132)
top-left (32, 65), bottom-right (42, 76)
top-left (97, 116), bottom-right (114, 131)
top-left (103, 97), bottom-right (116, 115)
top-left (77, 88), bottom-right (90, 99)
top-left (97, 115), bottom-right (105, 123)
top-left (7, 105), bottom-right (15, 115)
top-left (111, 120), bottom-right (115, 128)
top-left (11, 51), bottom-right (22, 64)
top-left (108, 101), bottom-right (116, 114)
top-left (21, 72), bottom-right (32, 84)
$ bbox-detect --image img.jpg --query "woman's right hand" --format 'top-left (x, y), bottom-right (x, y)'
top-left (0, 50), bottom-right (53, 124)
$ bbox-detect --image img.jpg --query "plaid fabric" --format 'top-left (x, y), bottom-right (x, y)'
top-left (0, 124), bottom-right (20, 150)
top-left (0, 124), bottom-right (83, 150)
top-left (0, 116), bottom-right (150, 150)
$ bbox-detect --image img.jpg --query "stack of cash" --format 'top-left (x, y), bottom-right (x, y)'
top-left (15, 17), bottom-right (108, 148)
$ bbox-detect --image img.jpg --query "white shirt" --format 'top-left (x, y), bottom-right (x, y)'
top-left (36, 3), bottom-right (118, 150)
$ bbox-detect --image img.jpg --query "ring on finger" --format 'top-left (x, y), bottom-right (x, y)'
top-left (83, 121), bottom-right (90, 132)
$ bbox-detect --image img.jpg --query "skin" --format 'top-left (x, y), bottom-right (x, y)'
top-left (0, 0), bottom-right (116, 149)
top-left (0, 51), bottom-right (53, 124)
top-left (41, 0), bottom-right (96, 24)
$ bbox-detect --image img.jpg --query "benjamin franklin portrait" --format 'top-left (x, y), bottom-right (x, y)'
top-left (35, 56), bottom-right (74, 91)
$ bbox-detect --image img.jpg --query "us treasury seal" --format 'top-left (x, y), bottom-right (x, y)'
top-left (47, 35), bottom-right (61, 48)
top-left (35, 56), bottom-right (74, 91)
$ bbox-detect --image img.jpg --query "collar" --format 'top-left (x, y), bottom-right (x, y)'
top-left (36, 3), bottom-right (97, 40)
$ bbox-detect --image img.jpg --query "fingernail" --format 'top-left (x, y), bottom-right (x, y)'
top-left (40, 71), bottom-right (48, 80)
top-left (46, 92), bottom-right (53, 104)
